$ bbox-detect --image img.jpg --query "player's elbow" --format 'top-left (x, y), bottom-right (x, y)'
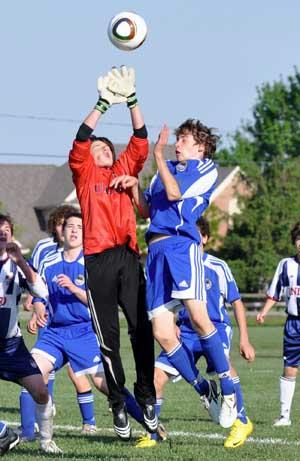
top-left (166, 190), bottom-right (182, 201)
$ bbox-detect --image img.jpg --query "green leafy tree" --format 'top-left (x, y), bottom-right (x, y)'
top-left (217, 68), bottom-right (300, 292)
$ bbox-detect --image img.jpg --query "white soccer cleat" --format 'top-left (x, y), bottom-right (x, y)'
top-left (273, 416), bottom-right (291, 427)
top-left (200, 380), bottom-right (220, 424)
top-left (40, 439), bottom-right (63, 454)
top-left (219, 393), bottom-right (237, 428)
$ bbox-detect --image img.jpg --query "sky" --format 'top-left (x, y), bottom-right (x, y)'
top-left (1, 1), bottom-right (300, 165)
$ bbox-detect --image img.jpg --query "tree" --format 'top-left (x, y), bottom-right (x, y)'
top-left (217, 68), bottom-right (300, 292)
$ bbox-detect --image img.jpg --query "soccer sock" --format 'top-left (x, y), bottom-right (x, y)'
top-left (77, 390), bottom-right (96, 425)
top-left (123, 388), bottom-right (143, 424)
top-left (200, 329), bottom-right (234, 396)
top-left (19, 388), bottom-right (36, 439)
top-left (47, 370), bottom-right (55, 400)
top-left (279, 376), bottom-right (296, 420)
top-left (166, 343), bottom-right (208, 395)
top-left (151, 398), bottom-right (164, 441)
top-left (0, 422), bottom-right (6, 437)
top-left (35, 397), bottom-right (53, 441)
top-left (233, 376), bottom-right (247, 423)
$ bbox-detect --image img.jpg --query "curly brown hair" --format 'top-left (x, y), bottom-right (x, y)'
top-left (291, 222), bottom-right (300, 245)
top-left (47, 205), bottom-right (78, 241)
top-left (0, 214), bottom-right (14, 235)
top-left (196, 216), bottom-right (210, 239)
top-left (175, 119), bottom-right (220, 158)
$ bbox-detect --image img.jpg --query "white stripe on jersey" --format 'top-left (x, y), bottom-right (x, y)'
top-left (181, 167), bottom-right (218, 199)
top-left (267, 257), bottom-right (300, 316)
top-left (31, 237), bottom-right (55, 270)
top-left (206, 254), bottom-right (234, 282)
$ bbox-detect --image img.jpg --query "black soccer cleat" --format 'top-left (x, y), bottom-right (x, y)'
top-left (0, 427), bottom-right (20, 457)
top-left (141, 403), bottom-right (158, 434)
top-left (112, 406), bottom-right (131, 441)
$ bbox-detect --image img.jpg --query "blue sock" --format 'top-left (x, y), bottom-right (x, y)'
top-left (77, 390), bottom-right (96, 425)
top-left (151, 398), bottom-right (164, 441)
top-left (0, 422), bottom-right (6, 437)
top-left (233, 376), bottom-right (247, 423)
top-left (19, 388), bottom-right (36, 439)
top-left (47, 370), bottom-right (55, 400)
top-left (123, 388), bottom-right (143, 424)
top-left (200, 330), bottom-right (234, 396)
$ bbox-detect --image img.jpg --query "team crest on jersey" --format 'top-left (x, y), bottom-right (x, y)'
top-left (205, 278), bottom-right (212, 290)
top-left (75, 274), bottom-right (85, 286)
top-left (176, 162), bottom-right (187, 172)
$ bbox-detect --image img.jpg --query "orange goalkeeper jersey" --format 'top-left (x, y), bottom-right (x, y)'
top-left (69, 135), bottom-right (148, 255)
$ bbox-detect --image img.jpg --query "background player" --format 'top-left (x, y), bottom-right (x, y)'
top-left (69, 66), bottom-right (156, 439)
top-left (257, 222), bottom-right (300, 426)
top-left (0, 213), bottom-right (61, 454)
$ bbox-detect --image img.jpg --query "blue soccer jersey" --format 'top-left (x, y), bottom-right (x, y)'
top-left (267, 257), bottom-right (300, 316)
top-left (29, 237), bottom-right (58, 271)
top-left (178, 252), bottom-right (241, 331)
top-left (37, 250), bottom-right (91, 327)
top-left (144, 159), bottom-right (218, 243)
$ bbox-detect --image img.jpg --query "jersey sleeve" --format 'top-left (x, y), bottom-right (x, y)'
top-left (217, 261), bottom-right (241, 304)
top-left (179, 160), bottom-right (218, 199)
top-left (113, 136), bottom-right (148, 177)
top-left (267, 260), bottom-right (286, 301)
top-left (69, 139), bottom-right (94, 183)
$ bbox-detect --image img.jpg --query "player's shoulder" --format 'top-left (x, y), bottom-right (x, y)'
top-left (39, 250), bottom-right (62, 271)
top-left (205, 253), bottom-right (233, 278)
top-left (33, 237), bottom-right (54, 250)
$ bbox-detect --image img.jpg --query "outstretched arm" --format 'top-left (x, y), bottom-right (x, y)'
top-left (256, 297), bottom-right (277, 324)
top-left (110, 175), bottom-right (149, 218)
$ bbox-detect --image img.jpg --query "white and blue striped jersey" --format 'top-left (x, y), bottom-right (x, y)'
top-left (0, 257), bottom-right (47, 339)
top-left (178, 252), bottom-right (240, 329)
top-left (144, 159), bottom-right (218, 243)
top-left (36, 249), bottom-right (91, 327)
top-left (267, 257), bottom-right (300, 316)
top-left (29, 237), bottom-right (58, 271)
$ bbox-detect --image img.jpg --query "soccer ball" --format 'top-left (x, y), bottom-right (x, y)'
top-left (107, 11), bottom-right (147, 51)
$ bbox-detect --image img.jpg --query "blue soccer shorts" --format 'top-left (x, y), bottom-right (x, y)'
top-left (283, 316), bottom-right (300, 367)
top-left (0, 336), bottom-right (41, 383)
top-left (31, 322), bottom-right (104, 376)
top-left (155, 321), bottom-right (232, 378)
top-left (146, 236), bottom-right (206, 319)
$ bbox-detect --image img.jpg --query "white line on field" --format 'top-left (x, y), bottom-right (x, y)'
top-left (5, 421), bottom-right (300, 447)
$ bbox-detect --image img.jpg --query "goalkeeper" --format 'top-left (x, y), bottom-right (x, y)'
top-left (69, 66), bottom-right (156, 441)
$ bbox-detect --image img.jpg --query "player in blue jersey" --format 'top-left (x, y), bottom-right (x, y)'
top-left (20, 205), bottom-right (97, 440)
top-left (31, 211), bottom-right (155, 441)
top-left (257, 222), bottom-right (300, 427)
top-left (0, 213), bottom-right (61, 454)
top-left (141, 217), bottom-right (255, 448)
top-left (113, 121), bottom-right (237, 432)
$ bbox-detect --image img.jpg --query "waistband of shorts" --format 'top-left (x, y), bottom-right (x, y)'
top-left (148, 235), bottom-right (196, 251)
top-left (287, 314), bottom-right (300, 320)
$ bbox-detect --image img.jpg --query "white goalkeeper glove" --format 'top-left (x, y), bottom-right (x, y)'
top-left (95, 75), bottom-right (126, 114)
top-left (107, 66), bottom-right (138, 109)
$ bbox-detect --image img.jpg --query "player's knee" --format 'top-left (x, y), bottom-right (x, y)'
top-left (32, 386), bottom-right (49, 404)
top-left (154, 368), bottom-right (168, 394)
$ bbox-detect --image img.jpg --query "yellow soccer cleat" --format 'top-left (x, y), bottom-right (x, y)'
top-left (135, 434), bottom-right (157, 448)
top-left (224, 417), bottom-right (253, 449)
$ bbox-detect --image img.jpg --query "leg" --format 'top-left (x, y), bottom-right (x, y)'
top-left (273, 366), bottom-right (297, 426)
top-left (67, 365), bottom-right (96, 432)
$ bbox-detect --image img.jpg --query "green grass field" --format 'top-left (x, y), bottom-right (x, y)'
top-left (1, 315), bottom-right (299, 460)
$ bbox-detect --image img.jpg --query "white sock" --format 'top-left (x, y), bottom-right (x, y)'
top-left (279, 376), bottom-right (296, 419)
top-left (35, 397), bottom-right (53, 441)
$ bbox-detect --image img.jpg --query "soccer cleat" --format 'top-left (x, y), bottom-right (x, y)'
top-left (0, 427), bottom-right (20, 456)
top-left (81, 424), bottom-right (97, 435)
top-left (224, 417), bottom-right (253, 448)
top-left (200, 380), bottom-right (220, 424)
top-left (273, 416), bottom-right (291, 427)
top-left (40, 439), bottom-right (63, 454)
top-left (219, 393), bottom-right (237, 428)
top-left (156, 422), bottom-right (168, 442)
top-left (135, 434), bottom-right (157, 448)
top-left (112, 406), bottom-right (131, 441)
top-left (140, 403), bottom-right (158, 433)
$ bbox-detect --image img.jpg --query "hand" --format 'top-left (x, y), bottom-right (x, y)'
top-left (154, 124), bottom-right (170, 158)
top-left (27, 313), bottom-right (38, 335)
top-left (110, 175), bottom-right (138, 191)
top-left (56, 274), bottom-right (76, 293)
top-left (256, 312), bottom-right (266, 324)
top-left (6, 242), bottom-right (23, 264)
top-left (95, 74), bottom-right (126, 113)
top-left (107, 66), bottom-right (136, 98)
top-left (240, 341), bottom-right (256, 362)
top-left (23, 294), bottom-right (33, 311)
top-left (34, 303), bottom-right (48, 328)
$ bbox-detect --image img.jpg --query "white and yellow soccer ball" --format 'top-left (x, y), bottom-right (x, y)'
top-left (107, 11), bottom-right (147, 51)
